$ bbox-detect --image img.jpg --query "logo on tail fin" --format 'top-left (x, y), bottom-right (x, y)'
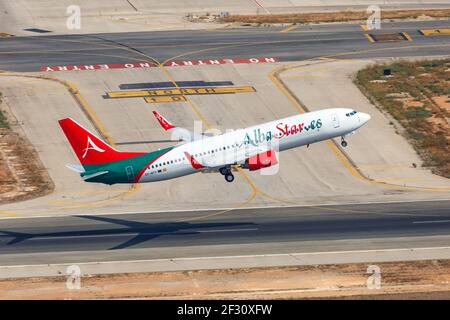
top-left (153, 111), bottom-right (175, 131)
top-left (82, 136), bottom-right (105, 158)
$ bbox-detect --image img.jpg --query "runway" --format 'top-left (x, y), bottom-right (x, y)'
top-left (0, 20), bottom-right (449, 72)
top-left (1, 200), bottom-right (449, 268)
top-left (0, 20), bottom-right (449, 275)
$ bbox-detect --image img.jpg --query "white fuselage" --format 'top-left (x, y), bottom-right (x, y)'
top-left (138, 108), bottom-right (370, 182)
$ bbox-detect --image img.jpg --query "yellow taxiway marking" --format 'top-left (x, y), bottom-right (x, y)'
top-left (377, 177), bottom-right (423, 183)
top-left (1, 71), bottom-right (143, 210)
top-left (284, 75), bottom-right (324, 79)
top-left (177, 170), bottom-right (258, 222)
top-left (107, 86), bottom-right (255, 98)
top-left (47, 184), bottom-right (141, 209)
top-left (154, 62), bottom-right (259, 221)
top-left (280, 24), bottom-right (298, 33)
top-left (360, 25), bottom-right (369, 31)
top-left (419, 28), bottom-right (450, 36)
top-left (402, 32), bottom-right (413, 41)
top-left (0, 32), bottom-right (14, 37)
top-left (48, 189), bottom-right (133, 205)
top-left (364, 33), bottom-right (375, 43)
top-left (359, 164), bottom-right (418, 170)
top-left (268, 43), bottom-right (450, 193)
top-left (0, 210), bottom-right (17, 217)
top-left (145, 96), bottom-right (187, 103)
top-left (94, 38), bottom-right (449, 199)
top-left (0, 31), bottom-right (414, 58)
top-left (320, 42), bottom-right (449, 62)
top-left (44, 78), bottom-right (142, 207)
top-left (62, 42), bottom-right (259, 220)
top-left (3, 35), bottom-right (448, 217)
top-left (365, 32), bottom-right (412, 43)
top-left (155, 55), bottom-right (288, 218)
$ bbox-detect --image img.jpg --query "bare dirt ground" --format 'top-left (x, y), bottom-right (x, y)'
top-left (355, 58), bottom-right (450, 178)
top-left (0, 97), bottom-right (53, 204)
top-left (218, 9), bottom-right (450, 24)
top-left (1, 260), bottom-right (449, 300)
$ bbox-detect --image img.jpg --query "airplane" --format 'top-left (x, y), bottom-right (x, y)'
top-left (58, 108), bottom-right (370, 184)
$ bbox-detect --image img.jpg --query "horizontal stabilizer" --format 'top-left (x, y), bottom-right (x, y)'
top-left (65, 163), bottom-right (85, 173)
top-left (81, 171), bottom-right (109, 181)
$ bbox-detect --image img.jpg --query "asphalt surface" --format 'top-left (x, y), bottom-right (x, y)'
top-left (0, 200), bottom-right (449, 265)
top-left (0, 20), bottom-right (449, 72)
top-left (0, 20), bottom-right (449, 269)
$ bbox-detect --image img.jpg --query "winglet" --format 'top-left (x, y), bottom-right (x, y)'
top-left (152, 111), bottom-right (176, 131)
top-left (184, 152), bottom-right (204, 169)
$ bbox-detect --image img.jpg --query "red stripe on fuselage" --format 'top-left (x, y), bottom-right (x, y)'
top-left (132, 149), bottom-right (172, 183)
top-left (184, 152), bottom-right (204, 170)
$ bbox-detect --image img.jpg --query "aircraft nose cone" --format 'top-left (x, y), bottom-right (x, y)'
top-left (360, 112), bottom-right (371, 124)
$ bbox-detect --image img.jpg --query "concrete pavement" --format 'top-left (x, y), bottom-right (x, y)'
top-left (0, 20), bottom-right (449, 217)
top-left (1, 20), bottom-right (450, 72)
top-left (280, 58), bottom-right (450, 189)
top-left (0, 19), bottom-right (448, 277)
top-left (0, 200), bottom-right (450, 277)
top-left (1, 1), bottom-right (449, 35)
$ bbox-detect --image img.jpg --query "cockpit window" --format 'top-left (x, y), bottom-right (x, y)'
top-left (345, 111), bottom-right (358, 117)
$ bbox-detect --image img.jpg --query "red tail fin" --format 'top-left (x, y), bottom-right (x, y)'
top-left (152, 111), bottom-right (175, 131)
top-left (58, 118), bottom-right (144, 165)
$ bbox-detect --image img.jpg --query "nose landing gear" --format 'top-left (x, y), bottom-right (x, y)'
top-left (341, 137), bottom-right (348, 147)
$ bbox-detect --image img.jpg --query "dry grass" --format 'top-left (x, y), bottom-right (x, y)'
top-left (355, 59), bottom-right (450, 178)
top-left (0, 93), bottom-right (8, 129)
top-left (0, 94), bottom-right (53, 203)
top-left (220, 9), bottom-right (450, 24)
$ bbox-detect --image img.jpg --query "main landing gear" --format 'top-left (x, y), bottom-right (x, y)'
top-left (219, 166), bottom-right (234, 182)
top-left (341, 136), bottom-right (348, 147)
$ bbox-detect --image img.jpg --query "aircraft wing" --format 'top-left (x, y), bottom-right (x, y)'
top-left (152, 110), bottom-right (210, 143)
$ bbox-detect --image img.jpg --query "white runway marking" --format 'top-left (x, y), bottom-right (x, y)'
top-left (413, 220), bottom-right (450, 224)
top-left (2, 198), bottom-right (449, 220)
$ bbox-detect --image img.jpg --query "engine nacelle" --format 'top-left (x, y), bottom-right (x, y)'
top-left (243, 150), bottom-right (278, 171)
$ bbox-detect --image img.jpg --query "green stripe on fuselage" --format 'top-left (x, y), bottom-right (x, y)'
top-left (81, 146), bottom-right (173, 184)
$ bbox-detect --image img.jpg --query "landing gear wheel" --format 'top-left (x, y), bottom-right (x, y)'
top-left (341, 137), bottom-right (348, 148)
top-left (219, 167), bottom-right (228, 175)
top-left (225, 173), bottom-right (234, 182)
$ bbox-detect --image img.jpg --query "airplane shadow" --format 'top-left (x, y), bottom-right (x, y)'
top-left (0, 215), bottom-right (256, 250)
